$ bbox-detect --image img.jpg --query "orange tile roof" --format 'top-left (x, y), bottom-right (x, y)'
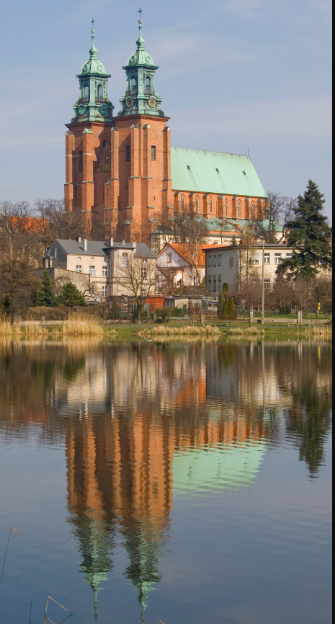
top-left (163, 243), bottom-right (228, 268)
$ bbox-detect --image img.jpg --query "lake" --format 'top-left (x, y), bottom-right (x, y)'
top-left (0, 340), bottom-right (332, 624)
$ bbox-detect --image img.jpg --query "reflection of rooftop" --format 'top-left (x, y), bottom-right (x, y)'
top-left (172, 442), bottom-right (266, 496)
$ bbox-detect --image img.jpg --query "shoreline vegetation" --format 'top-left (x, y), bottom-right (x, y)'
top-left (0, 314), bottom-right (332, 342)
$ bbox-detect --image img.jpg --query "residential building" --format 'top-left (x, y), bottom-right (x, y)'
top-left (203, 244), bottom-right (295, 293)
top-left (43, 237), bottom-right (156, 299)
top-left (64, 19), bottom-right (269, 240)
top-left (157, 243), bottom-right (225, 287)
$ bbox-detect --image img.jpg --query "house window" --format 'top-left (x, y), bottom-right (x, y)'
top-left (180, 195), bottom-right (185, 211)
top-left (79, 151), bottom-right (83, 173)
top-left (89, 266), bottom-right (95, 276)
top-left (77, 257), bottom-right (81, 262)
top-left (209, 197), bottom-right (213, 213)
top-left (218, 275), bottom-right (222, 287)
top-left (151, 146), bottom-right (156, 160)
top-left (126, 145), bottom-right (131, 162)
top-left (101, 286), bottom-right (108, 297)
top-left (275, 253), bottom-right (282, 264)
top-left (195, 196), bottom-right (199, 212)
top-left (84, 85), bottom-right (89, 101)
top-left (213, 276), bottom-right (217, 291)
top-left (264, 278), bottom-right (271, 289)
top-left (238, 200), bottom-right (242, 218)
top-left (141, 267), bottom-right (147, 279)
top-left (208, 276), bottom-right (212, 289)
top-left (102, 265), bottom-right (108, 277)
top-left (76, 265), bottom-right (82, 273)
top-left (97, 85), bottom-right (103, 101)
top-left (208, 255), bottom-right (212, 267)
top-left (167, 253), bottom-right (172, 264)
top-left (286, 252), bottom-right (293, 258)
top-left (218, 254), bottom-right (222, 266)
top-left (213, 255), bottom-right (217, 267)
top-left (225, 199), bottom-right (228, 216)
top-left (264, 253), bottom-right (270, 264)
top-left (122, 252), bottom-right (128, 267)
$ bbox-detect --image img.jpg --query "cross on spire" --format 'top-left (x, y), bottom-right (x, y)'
top-left (91, 18), bottom-right (95, 30)
top-left (138, 8), bottom-right (142, 21)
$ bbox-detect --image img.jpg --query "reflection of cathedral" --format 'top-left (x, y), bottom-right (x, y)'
top-left (62, 342), bottom-right (269, 617)
top-left (0, 340), bottom-right (331, 620)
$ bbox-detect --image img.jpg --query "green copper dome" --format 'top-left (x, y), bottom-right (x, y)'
top-left (124, 20), bottom-right (157, 68)
top-left (78, 22), bottom-right (109, 76)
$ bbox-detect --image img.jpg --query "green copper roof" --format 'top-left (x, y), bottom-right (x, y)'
top-left (171, 148), bottom-right (268, 198)
top-left (124, 19), bottom-right (157, 68)
top-left (78, 21), bottom-right (109, 77)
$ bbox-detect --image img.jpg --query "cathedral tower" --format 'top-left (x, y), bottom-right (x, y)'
top-left (64, 21), bottom-right (114, 229)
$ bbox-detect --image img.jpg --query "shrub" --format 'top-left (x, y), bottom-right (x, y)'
top-left (57, 283), bottom-right (86, 307)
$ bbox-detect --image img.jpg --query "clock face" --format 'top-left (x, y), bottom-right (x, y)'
top-left (78, 105), bottom-right (86, 116)
top-left (148, 97), bottom-right (156, 108)
top-left (126, 97), bottom-right (133, 108)
top-left (100, 104), bottom-right (108, 115)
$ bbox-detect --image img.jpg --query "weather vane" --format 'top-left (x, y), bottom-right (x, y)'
top-left (91, 18), bottom-right (95, 29)
top-left (138, 8), bottom-right (142, 21)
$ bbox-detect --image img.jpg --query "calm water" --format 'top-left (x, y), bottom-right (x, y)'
top-left (0, 340), bottom-right (332, 624)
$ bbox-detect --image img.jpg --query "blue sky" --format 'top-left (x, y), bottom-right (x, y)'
top-left (0, 0), bottom-right (332, 218)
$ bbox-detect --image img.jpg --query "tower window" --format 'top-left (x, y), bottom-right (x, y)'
top-left (145, 76), bottom-right (150, 91)
top-left (84, 85), bottom-right (89, 102)
top-left (251, 201), bottom-right (255, 218)
top-left (225, 198), bottom-right (228, 216)
top-left (238, 199), bottom-right (242, 218)
top-left (180, 195), bottom-right (185, 211)
top-left (97, 85), bottom-right (103, 101)
top-left (151, 146), bottom-right (156, 161)
top-left (79, 151), bottom-right (83, 173)
top-left (126, 145), bottom-right (131, 162)
top-left (209, 197), bottom-right (213, 213)
top-left (195, 196), bottom-right (199, 212)
top-left (131, 77), bottom-right (137, 90)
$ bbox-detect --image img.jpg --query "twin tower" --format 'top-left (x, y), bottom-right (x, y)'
top-left (64, 18), bottom-right (172, 239)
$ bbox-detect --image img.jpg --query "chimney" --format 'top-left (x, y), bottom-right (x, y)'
top-left (106, 237), bottom-right (113, 247)
top-left (76, 236), bottom-right (82, 243)
top-left (83, 239), bottom-right (88, 251)
top-left (122, 239), bottom-right (125, 246)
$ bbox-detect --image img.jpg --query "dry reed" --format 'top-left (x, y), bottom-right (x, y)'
top-left (152, 325), bottom-right (220, 336)
top-left (0, 319), bottom-right (12, 335)
top-left (63, 314), bottom-right (103, 337)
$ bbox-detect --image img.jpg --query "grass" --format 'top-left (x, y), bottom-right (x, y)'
top-left (63, 314), bottom-right (103, 337)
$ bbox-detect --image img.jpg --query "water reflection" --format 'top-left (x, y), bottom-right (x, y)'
top-left (0, 340), bottom-right (332, 619)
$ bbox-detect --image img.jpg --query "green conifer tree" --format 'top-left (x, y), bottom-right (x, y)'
top-left (35, 269), bottom-right (56, 307)
top-left (277, 180), bottom-right (332, 279)
top-left (228, 298), bottom-right (236, 320)
top-left (222, 298), bottom-right (229, 320)
top-left (57, 283), bottom-right (86, 307)
top-left (217, 291), bottom-right (223, 319)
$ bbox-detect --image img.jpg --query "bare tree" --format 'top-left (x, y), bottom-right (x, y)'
top-left (0, 258), bottom-right (39, 319)
top-left (35, 199), bottom-right (85, 249)
top-left (292, 277), bottom-right (312, 313)
top-left (233, 279), bottom-right (262, 312)
top-left (270, 276), bottom-right (294, 314)
top-left (0, 201), bottom-right (43, 264)
top-left (252, 192), bottom-right (296, 243)
top-left (114, 254), bottom-right (156, 320)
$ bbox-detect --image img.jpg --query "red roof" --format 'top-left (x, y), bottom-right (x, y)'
top-left (160, 243), bottom-right (228, 267)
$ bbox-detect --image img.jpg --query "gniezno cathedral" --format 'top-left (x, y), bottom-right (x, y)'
top-left (64, 18), bottom-right (269, 244)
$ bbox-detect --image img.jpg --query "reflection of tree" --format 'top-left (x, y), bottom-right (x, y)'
top-left (285, 384), bottom-right (332, 476)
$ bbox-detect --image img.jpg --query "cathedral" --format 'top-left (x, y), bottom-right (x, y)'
top-left (64, 17), bottom-right (268, 241)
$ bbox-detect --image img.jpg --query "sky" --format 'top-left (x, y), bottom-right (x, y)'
top-left (0, 0), bottom-right (332, 219)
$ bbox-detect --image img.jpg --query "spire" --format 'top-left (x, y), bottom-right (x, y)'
top-left (89, 18), bottom-right (98, 59)
top-left (136, 8), bottom-right (145, 51)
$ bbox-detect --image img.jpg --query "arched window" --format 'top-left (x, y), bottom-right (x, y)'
top-left (209, 197), bottom-right (213, 213)
top-left (145, 76), bottom-right (150, 91)
top-left (131, 77), bottom-right (137, 90)
top-left (97, 85), bottom-right (103, 101)
top-left (238, 199), bottom-right (242, 218)
top-left (195, 196), bottom-right (199, 212)
top-left (225, 198), bottom-right (228, 217)
top-left (180, 195), bottom-right (185, 211)
top-left (251, 201), bottom-right (254, 218)
top-left (84, 85), bottom-right (89, 101)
